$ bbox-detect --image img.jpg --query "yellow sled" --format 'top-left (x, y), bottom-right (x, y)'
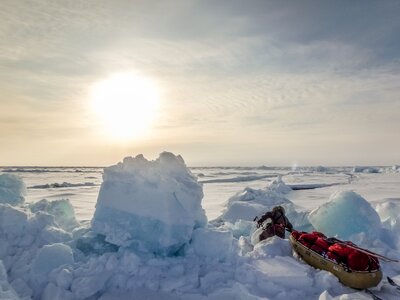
top-left (289, 234), bottom-right (382, 289)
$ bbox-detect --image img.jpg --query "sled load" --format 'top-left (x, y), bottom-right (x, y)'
top-left (289, 230), bottom-right (382, 289)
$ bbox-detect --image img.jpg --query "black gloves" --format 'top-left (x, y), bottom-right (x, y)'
top-left (257, 219), bottom-right (264, 228)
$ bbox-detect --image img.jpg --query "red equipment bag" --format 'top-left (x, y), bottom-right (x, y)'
top-left (328, 243), bottom-right (353, 257)
top-left (347, 249), bottom-right (370, 271)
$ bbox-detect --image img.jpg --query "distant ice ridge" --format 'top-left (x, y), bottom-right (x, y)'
top-left (29, 182), bottom-right (96, 189)
top-left (352, 166), bottom-right (380, 173)
top-left (1, 167), bottom-right (102, 173)
top-left (91, 152), bottom-right (207, 255)
top-left (200, 174), bottom-right (278, 184)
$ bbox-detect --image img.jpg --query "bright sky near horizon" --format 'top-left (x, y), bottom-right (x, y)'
top-left (1, 0), bottom-right (400, 167)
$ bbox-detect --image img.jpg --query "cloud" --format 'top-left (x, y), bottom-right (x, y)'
top-left (1, 0), bottom-right (400, 165)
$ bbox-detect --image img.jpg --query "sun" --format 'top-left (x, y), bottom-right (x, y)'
top-left (89, 72), bottom-right (160, 140)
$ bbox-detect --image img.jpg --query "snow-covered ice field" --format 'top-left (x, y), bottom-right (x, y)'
top-left (1, 154), bottom-right (400, 300)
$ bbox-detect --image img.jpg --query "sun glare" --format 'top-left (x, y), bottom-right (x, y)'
top-left (90, 72), bottom-right (160, 140)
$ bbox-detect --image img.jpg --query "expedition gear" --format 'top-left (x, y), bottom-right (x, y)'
top-left (255, 206), bottom-right (293, 240)
top-left (290, 230), bottom-right (382, 289)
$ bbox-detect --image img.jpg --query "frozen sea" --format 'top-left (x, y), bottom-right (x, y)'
top-left (4, 165), bottom-right (399, 222)
top-left (1, 161), bottom-right (400, 300)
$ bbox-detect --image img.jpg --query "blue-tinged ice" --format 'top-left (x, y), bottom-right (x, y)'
top-left (0, 174), bottom-right (26, 206)
top-left (91, 152), bottom-right (207, 255)
top-left (75, 231), bottom-right (119, 255)
top-left (29, 199), bottom-right (78, 231)
top-left (308, 191), bottom-right (382, 239)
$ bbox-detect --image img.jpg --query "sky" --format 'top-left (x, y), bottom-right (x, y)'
top-left (1, 0), bottom-right (400, 167)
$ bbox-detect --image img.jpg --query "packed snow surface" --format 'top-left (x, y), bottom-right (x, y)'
top-left (1, 155), bottom-right (400, 300)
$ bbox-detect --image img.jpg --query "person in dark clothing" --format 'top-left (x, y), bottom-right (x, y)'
top-left (257, 206), bottom-right (293, 240)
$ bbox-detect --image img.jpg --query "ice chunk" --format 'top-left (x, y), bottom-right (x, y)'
top-left (31, 243), bottom-right (74, 282)
top-left (26, 210), bottom-right (72, 243)
top-left (222, 201), bottom-right (267, 223)
top-left (268, 176), bottom-right (292, 194)
top-left (0, 205), bottom-right (28, 236)
top-left (191, 228), bottom-right (233, 260)
top-left (222, 187), bottom-right (291, 223)
top-left (224, 219), bottom-right (254, 238)
top-left (28, 211), bottom-right (56, 232)
top-left (29, 199), bottom-right (78, 231)
top-left (309, 191), bottom-right (382, 239)
top-left (92, 152), bottom-right (207, 255)
top-left (0, 174), bottom-right (26, 206)
top-left (220, 185), bottom-right (311, 234)
top-left (376, 200), bottom-right (400, 227)
top-left (39, 225), bottom-right (72, 244)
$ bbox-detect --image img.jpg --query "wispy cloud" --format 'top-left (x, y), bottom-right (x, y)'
top-left (1, 0), bottom-right (399, 165)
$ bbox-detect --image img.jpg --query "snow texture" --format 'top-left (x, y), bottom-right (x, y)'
top-left (191, 227), bottom-right (233, 260)
top-left (0, 260), bottom-right (20, 300)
